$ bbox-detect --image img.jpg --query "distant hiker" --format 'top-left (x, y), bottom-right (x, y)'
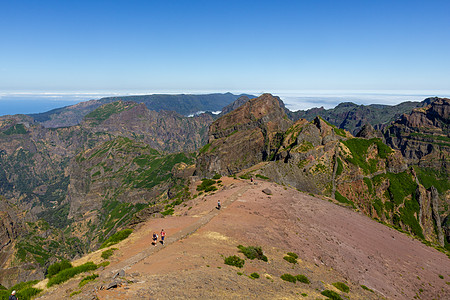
top-left (160, 229), bottom-right (166, 245)
top-left (152, 232), bottom-right (158, 246)
top-left (217, 200), bottom-right (221, 210)
top-left (9, 290), bottom-right (17, 300)
top-left (251, 176), bottom-right (253, 183)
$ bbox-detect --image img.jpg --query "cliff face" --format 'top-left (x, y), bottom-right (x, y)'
top-left (196, 94), bottom-right (292, 176)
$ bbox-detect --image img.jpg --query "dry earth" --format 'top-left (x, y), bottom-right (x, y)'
top-left (35, 177), bottom-right (450, 299)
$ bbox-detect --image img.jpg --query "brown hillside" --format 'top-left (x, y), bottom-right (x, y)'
top-left (35, 178), bottom-right (449, 300)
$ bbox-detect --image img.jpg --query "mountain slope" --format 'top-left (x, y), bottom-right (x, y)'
top-left (34, 178), bottom-right (450, 300)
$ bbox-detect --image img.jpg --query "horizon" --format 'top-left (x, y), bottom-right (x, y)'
top-left (1, 1), bottom-right (450, 92)
top-left (1, 89), bottom-right (449, 116)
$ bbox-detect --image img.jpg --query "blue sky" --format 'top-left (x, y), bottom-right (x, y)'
top-left (1, 0), bottom-right (450, 93)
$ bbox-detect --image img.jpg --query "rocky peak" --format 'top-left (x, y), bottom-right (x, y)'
top-left (196, 94), bottom-right (292, 176)
top-left (219, 95), bottom-right (250, 116)
top-left (356, 124), bottom-right (383, 139)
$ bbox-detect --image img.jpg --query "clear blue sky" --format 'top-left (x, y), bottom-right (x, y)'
top-left (1, 0), bottom-right (449, 92)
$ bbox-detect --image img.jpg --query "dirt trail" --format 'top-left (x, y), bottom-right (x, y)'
top-left (108, 183), bottom-right (250, 274)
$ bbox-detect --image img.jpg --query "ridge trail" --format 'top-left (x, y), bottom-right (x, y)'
top-left (107, 182), bottom-right (251, 274)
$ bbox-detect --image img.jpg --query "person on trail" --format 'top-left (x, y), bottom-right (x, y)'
top-left (160, 229), bottom-right (166, 245)
top-left (217, 200), bottom-right (221, 210)
top-left (152, 232), bottom-right (157, 246)
top-left (251, 176), bottom-right (253, 183)
top-left (9, 290), bottom-right (18, 300)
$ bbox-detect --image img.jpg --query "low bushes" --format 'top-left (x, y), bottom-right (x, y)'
top-left (47, 260), bottom-right (72, 278)
top-left (47, 262), bottom-right (98, 287)
top-left (237, 245), bottom-right (268, 262)
top-left (100, 229), bottom-right (133, 249)
top-left (250, 272), bottom-right (260, 279)
top-left (280, 273), bottom-right (297, 283)
top-left (197, 179), bottom-right (217, 192)
top-left (283, 252), bottom-right (298, 264)
top-left (101, 248), bottom-right (117, 259)
top-left (79, 274), bottom-right (99, 287)
top-left (332, 282), bottom-right (349, 293)
top-left (224, 255), bottom-right (245, 268)
top-left (321, 289), bottom-right (343, 300)
top-left (0, 280), bottom-right (42, 300)
top-left (296, 274), bottom-right (310, 284)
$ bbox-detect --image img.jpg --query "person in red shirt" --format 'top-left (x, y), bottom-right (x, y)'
top-left (160, 229), bottom-right (166, 245)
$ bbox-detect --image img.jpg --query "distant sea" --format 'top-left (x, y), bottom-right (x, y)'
top-left (1, 90), bottom-right (449, 117)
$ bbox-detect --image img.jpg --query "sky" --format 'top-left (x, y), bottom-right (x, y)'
top-left (1, 1), bottom-right (450, 102)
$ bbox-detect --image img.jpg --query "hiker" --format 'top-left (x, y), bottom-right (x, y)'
top-left (9, 290), bottom-right (18, 300)
top-left (152, 232), bottom-right (158, 246)
top-left (251, 176), bottom-right (253, 183)
top-left (160, 229), bottom-right (166, 245)
top-left (217, 200), bottom-right (221, 210)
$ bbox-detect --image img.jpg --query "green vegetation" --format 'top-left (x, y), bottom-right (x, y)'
top-left (237, 245), bottom-right (268, 261)
top-left (286, 252), bottom-right (298, 259)
top-left (342, 138), bottom-right (392, 174)
top-left (250, 272), bottom-right (260, 279)
top-left (101, 248), bottom-right (117, 259)
top-left (85, 101), bottom-right (137, 125)
top-left (196, 178), bottom-right (217, 192)
top-left (3, 123), bottom-right (27, 135)
top-left (439, 275), bottom-right (444, 279)
top-left (283, 255), bottom-right (297, 264)
top-left (363, 177), bottom-right (373, 194)
top-left (98, 261), bottom-right (110, 268)
top-left (47, 260), bottom-right (73, 277)
top-left (100, 229), bottom-right (133, 249)
top-left (321, 289), bottom-right (343, 300)
top-left (335, 191), bottom-right (355, 207)
top-left (79, 274), bottom-right (99, 287)
top-left (198, 143), bottom-right (211, 154)
top-left (212, 173), bottom-right (221, 179)
top-left (239, 173), bottom-right (251, 180)
top-left (332, 282), bottom-right (349, 293)
top-left (301, 293), bottom-right (308, 297)
top-left (295, 274), bottom-right (310, 284)
top-left (0, 280), bottom-right (41, 300)
top-left (333, 127), bottom-right (346, 137)
top-left (224, 255), bottom-right (245, 268)
top-left (336, 157), bottom-right (343, 176)
top-left (161, 208), bottom-right (174, 216)
top-left (47, 262), bottom-right (98, 287)
top-left (280, 273), bottom-right (297, 283)
top-left (256, 174), bottom-right (269, 180)
top-left (70, 290), bottom-right (82, 297)
top-left (296, 141), bottom-right (314, 152)
top-left (414, 167), bottom-right (450, 195)
top-left (361, 285), bottom-right (374, 292)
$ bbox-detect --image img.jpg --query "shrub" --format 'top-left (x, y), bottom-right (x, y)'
top-left (283, 256), bottom-right (297, 264)
top-left (224, 255), bottom-right (245, 268)
top-left (250, 272), bottom-right (260, 279)
top-left (212, 173), bottom-right (221, 180)
top-left (161, 208), bottom-right (174, 216)
top-left (286, 252), bottom-right (298, 259)
top-left (301, 293), bottom-right (307, 297)
top-left (16, 287), bottom-right (43, 300)
top-left (321, 289), bottom-right (343, 300)
top-left (47, 262), bottom-right (97, 287)
top-left (101, 248), bottom-right (117, 259)
top-left (255, 174), bottom-right (269, 180)
top-left (98, 261), bottom-right (110, 268)
top-left (100, 229), bottom-right (133, 248)
top-left (79, 274), bottom-right (99, 287)
top-left (361, 285), bottom-right (374, 292)
top-left (237, 245), bottom-right (268, 261)
top-left (296, 274), bottom-right (310, 284)
top-left (332, 282), bottom-right (349, 293)
top-left (439, 274), bottom-right (444, 279)
top-left (197, 179), bottom-right (217, 192)
top-left (280, 273), bottom-right (296, 283)
top-left (70, 290), bottom-right (82, 297)
top-left (47, 260), bottom-right (73, 278)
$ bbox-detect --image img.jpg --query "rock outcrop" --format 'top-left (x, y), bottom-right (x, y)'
top-left (196, 94), bottom-right (292, 176)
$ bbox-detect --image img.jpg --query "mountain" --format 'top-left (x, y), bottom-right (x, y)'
top-left (29, 93), bottom-right (254, 128)
top-left (288, 98), bottom-right (432, 135)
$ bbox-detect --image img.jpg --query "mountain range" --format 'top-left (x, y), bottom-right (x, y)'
top-left (0, 92), bottom-right (448, 299)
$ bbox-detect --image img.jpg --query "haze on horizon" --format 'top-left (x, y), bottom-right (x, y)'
top-left (1, 0), bottom-right (449, 94)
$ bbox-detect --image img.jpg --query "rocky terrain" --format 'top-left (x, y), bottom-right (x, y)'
top-left (0, 92), bottom-right (449, 296)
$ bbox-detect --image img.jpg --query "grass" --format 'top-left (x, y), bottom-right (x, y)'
top-left (79, 274), bottom-right (99, 287)
top-left (100, 229), bottom-right (133, 249)
top-left (296, 274), bottom-right (310, 284)
top-left (47, 262), bottom-right (98, 287)
top-left (336, 157), bottom-right (343, 176)
top-left (0, 280), bottom-right (42, 300)
top-left (101, 248), bottom-right (117, 259)
top-left (224, 255), bottom-right (245, 268)
top-left (334, 191), bottom-right (355, 207)
top-left (47, 260), bottom-right (72, 278)
top-left (237, 245), bottom-right (268, 261)
top-left (280, 273), bottom-right (297, 283)
top-left (85, 101), bottom-right (136, 125)
top-left (250, 272), bottom-right (260, 279)
top-left (332, 282), bottom-right (349, 293)
top-left (98, 261), bottom-right (110, 268)
top-left (321, 289), bottom-right (343, 300)
top-left (341, 138), bottom-right (392, 174)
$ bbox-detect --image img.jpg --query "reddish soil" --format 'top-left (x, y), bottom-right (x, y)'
top-left (36, 177), bottom-right (450, 299)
